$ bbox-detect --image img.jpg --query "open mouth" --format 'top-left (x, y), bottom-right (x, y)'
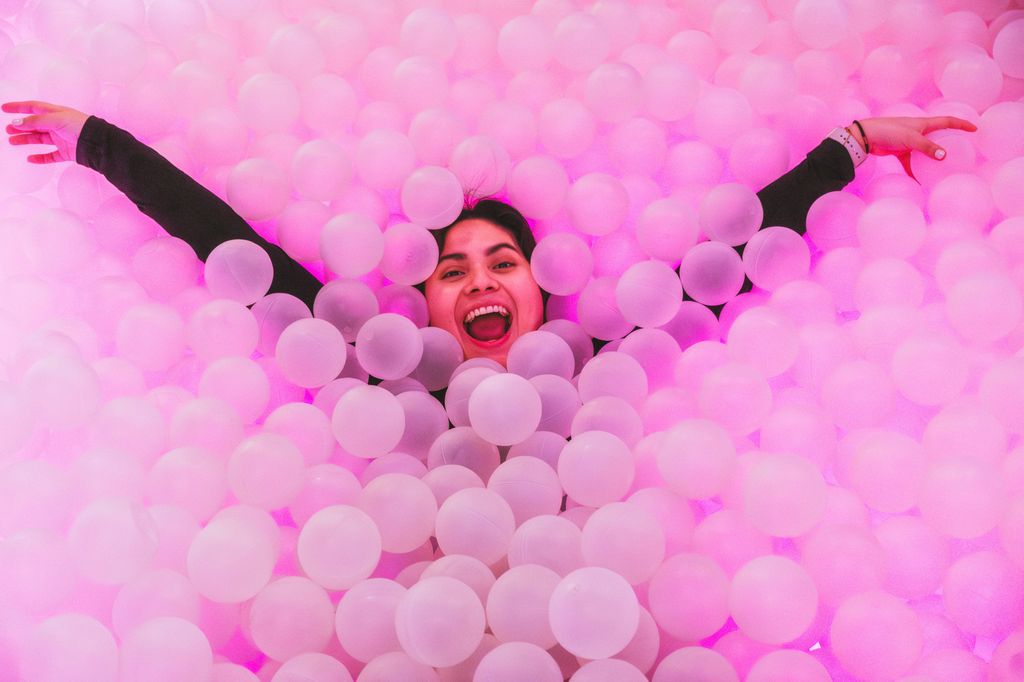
top-left (463, 305), bottom-right (513, 345)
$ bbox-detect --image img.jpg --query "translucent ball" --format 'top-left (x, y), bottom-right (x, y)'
top-left (204, 239), bottom-right (274, 305)
top-left (699, 183), bottom-right (763, 246)
top-left (977, 101), bottom-right (1024, 162)
top-left (357, 473), bottom-right (437, 554)
top-left (730, 556), bottom-right (818, 644)
top-left (578, 352), bottom-right (648, 405)
top-left (874, 516), bottom-right (950, 600)
top-left (357, 651), bottom-right (434, 681)
top-left (577, 277), bottom-right (633, 341)
top-left (726, 307), bottom-right (798, 377)
top-left (273, 318), bottom-right (347, 389)
top-left (615, 260), bottom-right (682, 328)
top-left (335, 578), bottom-right (406, 663)
top-left (475, 642), bottom-right (562, 682)
top-left (946, 273), bottom-right (1022, 342)
top-left (820, 359), bottom-right (896, 431)
top-left (426, 427), bottom-right (500, 482)
top-left (698, 362), bottom-right (772, 435)
top-left (19, 613), bottom-right (118, 682)
top-left (419, 554), bottom-right (495, 607)
top-left (131, 236), bottom-right (200, 300)
top-left (228, 433), bottom-right (304, 510)
top-left (186, 299), bottom-right (258, 362)
top-left (393, 391), bottom-right (448, 460)
top-left (980, 357), bottom-right (1024, 434)
top-left (558, 430), bottom-right (634, 507)
top-left (636, 198), bottom-right (699, 262)
top-left (656, 418), bottom-right (736, 500)
top-left (742, 225), bottom-right (811, 291)
top-left (421, 465), bottom-right (485, 508)
top-left (485, 564), bottom-right (561, 648)
top-left (508, 156), bottom-right (569, 220)
top-left (301, 74), bottom-right (358, 134)
top-left (320, 212), bottom-right (384, 279)
top-left (22, 354), bottom-right (103, 429)
top-left (830, 591), bottom-right (923, 681)
top-left (186, 506), bottom-right (277, 602)
top-left (119, 617), bottom-right (212, 682)
top-left (355, 313), bottom-right (424, 381)
top-left (355, 130), bottom-right (416, 190)
top-left (530, 233), bottom-right (593, 297)
top-left (332, 385), bottom-right (405, 458)
top-left (861, 46), bottom-right (916, 103)
top-left (607, 117), bottom-right (667, 175)
top-left (581, 502), bottom-right (664, 585)
top-left (148, 446), bottom-right (227, 522)
top-left (709, 0), bottom-right (767, 52)
top-left (237, 73), bottom-right (300, 132)
top-left (538, 98), bottom-right (597, 159)
top-left (584, 63), bottom-right (641, 123)
top-left (249, 577), bottom-right (334, 662)
top-left (801, 524), bottom-right (885, 608)
top-left (297, 505), bottom-right (380, 590)
top-left (652, 647), bottom-right (737, 682)
top-left (890, 334), bottom-right (968, 406)
top-left (400, 166), bottom-right (463, 229)
top-left (498, 15), bottom-right (551, 71)
top-left (395, 576), bottom-right (485, 667)
top-left (487, 456), bottom-right (562, 524)
top-left (993, 158), bottom-right (1024, 217)
top-left (434, 488), bottom-right (515, 566)
top-left (549, 566), bottom-right (638, 659)
top-left (648, 553), bottom-right (730, 641)
top-left (271, 653), bottom-right (352, 682)
top-left (566, 173), bottom-right (629, 237)
top-left (938, 52), bottom-right (1003, 111)
top-left (506, 331), bottom-right (575, 380)
top-left (197, 357), bottom-right (270, 424)
top-left (846, 430), bottom-right (925, 514)
top-left (467, 373), bottom-right (542, 446)
top-left (993, 18), bottom-right (1024, 78)
top-left (478, 101), bottom-right (537, 159)
top-left (573, 659), bottom-right (647, 682)
top-left (67, 497), bottom-right (156, 585)
top-left (449, 135), bottom-right (510, 196)
top-left (529, 376), bottom-right (581, 438)
top-left (644, 62), bottom-right (699, 122)
top-left (742, 453), bottom-right (827, 537)
top-left (679, 241), bottom-right (745, 306)
top-left (379, 222), bottom-right (439, 286)
top-left (919, 459), bottom-right (1004, 539)
top-left (291, 140), bottom-right (351, 203)
top-left (552, 12), bottom-right (610, 71)
top-left (376, 285), bottom-right (429, 329)
top-left (391, 56), bottom-right (449, 111)
top-left (746, 650), bottom-right (829, 682)
top-left (225, 158), bottom-right (289, 222)
top-left (409, 327), bottom-right (463, 392)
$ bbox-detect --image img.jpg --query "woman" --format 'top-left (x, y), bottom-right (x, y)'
top-left (3, 101), bottom-right (975, 369)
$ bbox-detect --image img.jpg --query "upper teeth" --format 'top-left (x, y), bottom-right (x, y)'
top-left (464, 305), bottom-right (510, 324)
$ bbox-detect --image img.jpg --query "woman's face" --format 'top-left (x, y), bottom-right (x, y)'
top-left (425, 218), bottom-right (544, 366)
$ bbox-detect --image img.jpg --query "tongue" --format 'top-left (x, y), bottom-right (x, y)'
top-left (467, 313), bottom-right (508, 341)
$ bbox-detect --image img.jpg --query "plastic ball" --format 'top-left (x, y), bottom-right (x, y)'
top-left (679, 241), bottom-right (745, 306)
top-left (130, 236), bottom-right (200, 301)
top-left (938, 52), bottom-right (1003, 111)
top-left (698, 362), bottom-right (772, 435)
top-left (355, 130), bottom-right (416, 190)
top-left (566, 173), bottom-right (629, 237)
top-left (296, 505), bottom-right (380, 591)
top-left (648, 553), bottom-right (730, 641)
top-left (335, 578), bottom-right (406, 663)
top-left (607, 117), bottom-right (667, 175)
top-left (552, 13), bottom-right (610, 71)
top-left (357, 474), bottom-right (437, 554)
top-left (391, 56), bottom-right (449, 112)
top-left (529, 376), bottom-right (581, 438)
top-left (635, 198), bottom-right (699, 263)
top-left (204, 239), bottom-right (274, 305)
top-left (487, 456), bottom-right (561, 524)
top-left (656, 418), bottom-right (735, 500)
top-left (355, 313), bottom-right (423, 381)
top-left (421, 465), bottom-right (485, 508)
top-left (945, 273), bottom-right (1022, 342)
top-left (186, 299), bottom-right (258, 362)
top-left (474, 642), bottom-right (561, 681)
top-left (977, 101), bottom-right (1024, 163)
top-left (830, 591), bottom-right (923, 681)
top-left (585, 63), bottom-right (642, 123)
top-left (742, 225), bottom-right (811, 291)
top-left (549, 566), bottom-right (638, 659)
top-left (537, 98), bottom-right (597, 159)
top-left (319, 213), bottom-right (384, 279)
top-left (820, 359), bottom-right (896, 430)
top-left (67, 497), bottom-right (156, 585)
top-left (577, 277), bottom-right (634, 341)
top-left (581, 502), bottom-right (664, 585)
top-left (508, 156), bottom-right (569, 220)
top-left (197, 357), bottom-right (270, 424)
top-left (801, 523), bottom-right (886, 607)
top-left (478, 101), bottom-right (537, 160)
top-left (400, 166), bottom-right (463, 229)
top-left (449, 135), bottom-right (510, 196)
top-left (271, 653), bottom-right (352, 682)
top-left (114, 304), bottom-right (186, 373)
top-left (274, 318), bottom-right (347, 388)
top-left (558, 430), bottom-right (634, 507)
top-left (332, 384), bottom-right (405, 458)
top-left (249, 577), bottom-right (334, 661)
top-left (426, 427), bottom-right (500, 482)
top-left (119, 617), bottom-right (212, 682)
top-left (147, 446), bottom-right (227, 522)
top-left (228, 433), bottom-right (304, 510)
top-left (395, 576), bottom-right (485, 668)
top-left (874, 517), bottom-right (950, 600)
top-left (726, 307), bottom-right (798, 377)
top-left (742, 453), bottom-right (827, 537)
top-left (699, 183), bottom-right (763, 246)
top-left (434, 488), bottom-right (515, 566)
top-left (186, 506), bottom-right (277, 602)
top-left (918, 459), bottom-right (1004, 539)
top-left (730, 555), bottom-right (818, 644)
top-left (615, 260), bottom-right (682, 328)
top-left (409, 327), bottom-right (463, 392)
top-left (497, 15), bottom-right (551, 71)
top-left (505, 331), bottom-right (575, 380)
top-left (291, 140), bottom-right (351, 202)
top-left (578, 352), bottom-right (648, 405)
top-left (19, 613), bottom-right (118, 682)
top-left (746, 650), bottom-right (829, 682)
top-left (485, 564), bottom-right (560, 648)
top-left (529, 233), bottom-right (593, 297)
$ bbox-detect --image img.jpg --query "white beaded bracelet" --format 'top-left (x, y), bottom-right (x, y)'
top-left (828, 126), bottom-right (867, 167)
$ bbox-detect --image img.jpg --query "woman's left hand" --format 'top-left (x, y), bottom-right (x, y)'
top-left (851, 116), bottom-right (978, 180)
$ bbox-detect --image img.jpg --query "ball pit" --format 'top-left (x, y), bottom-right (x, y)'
top-left (1, 0), bottom-right (1023, 679)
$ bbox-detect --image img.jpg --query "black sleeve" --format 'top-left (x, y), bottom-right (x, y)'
top-left (754, 137), bottom-right (856, 235)
top-left (76, 115), bottom-right (323, 309)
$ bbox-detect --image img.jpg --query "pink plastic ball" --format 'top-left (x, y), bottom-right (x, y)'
top-left (435, 487), bottom-right (515, 566)
top-left (271, 653), bottom-right (352, 682)
top-left (699, 184), bottom-right (763, 246)
top-left (679, 241), bottom-right (745, 306)
top-left (566, 172), bottom-right (629, 237)
top-left (607, 117), bottom-right (667, 175)
top-left (615, 260), bottom-right (682, 328)
top-left (335, 578), bottom-right (406, 663)
top-left (186, 299), bottom-right (258, 363)
top-left (22, 354), bottom-right (103, 429)
top-left (225, 157), bottom-right (290, 223)
top-left (742, 453), bottom-right (827, 537)
top-left (726, 307), bottom-right (798, 377)
top-left (830, 591), bottom-right (923, 681)
top-left (581, 502), bottom-right (665, 585)
top-left (577, 277), bottom-right (635, 341)
top-left (19, 613), bottom-right (118, 682)
top-left (395, 576), bottom-right (485, 667)
top-left (656, 418), bottom-right (735, 500)
top-left (652, 647), bottom-right (738, 682)
top-left (426, 427), bottom-right (500, 481)
top-left (635, 198), bottom-right (699, 262)
top-left (644, 62), bottom-right (699, 122)
top-left (320, 212), bottom-right (384, 279)
top-left (846, 430), bottom-right (925, 513)
top-left (530, 233), bottom-right (593, 297)
top-left (357, 473), bottom-right (437, 554)
top-left (147, 446), bottom-right (226, 522)
top-left (130, 236), bottom-right (200, 300)
top-left (355, 313), bottom-right (424, 381)
top-left (332, 384), bottom-right (405, 458)
top-left (538, 98), bottom-right (597, 159)
top-left (468, 373), bottom-right (542, 446)
top-left (573, 658), bottom-right (646, 682)
top-left (558, 429), bottom-right (634, 507)
top-left (400, 166), bottom-right (463, 229)
top-left (891, 334), bottom-right (969, 406)
top-left (296, 505), bottom-right (381, 590)
top-left (488, 456), bottom-right (562, 524)
top-left (473, 642), bottom-right (561, 681)
top-left (237, 73), bottom-right (300, 133)
top-left (275, 318), bottom-right (347, 388)
top-left (746, 650), bottom-right (829, 682)
top-left (507, 515), bottom-right (584, 576)
top-left (497, 16), bottom-right (550, 71)
top-left (290, 140), bottom-right (351, 203)
top-left (648, 553), bottom-right (730, 641)
top-left (508, 156), bottom-right (569, 220)
top-left (197, 357), bottom-right (270, 424)
top-left (820, 359), bottom-right (896, 430)
top-left (485, 564), bottom-right (561, 648)
top-left (549, 566), bottom-right (638, 659)
top-left (67, 498), bottom-right (156, 585)
top-left (186, 506), bottom-right (277, 602)
top-left (355, 130), bottom-right (416, 190)
top-left (938, 52), bottom-right (1003, 111)
top-left (801, 523), bottom-right (885, 607)
top-left (919, 459), bottom-right (1004, 539)
top-left (585, 63), bottom-right (642, 123)
top-left (875, 516), bottom-right (950, 600)
top-left (379, 222), bottom-right (439, 287)
top-left (946, 273), bottom-right (1022, 342)
top-left (730, 556), bottom-right (818, 644)
top-left (449, 135), bottom-right (510, 196)
top-left (977, 101), bottom-right (1024, 162)
top-left (119, 617), bottom-right (212, 682)
top-left (552, 13), bottom-right (610, 71)
top-left (249, 577), bottom-right (334, 661)
top-left (698, 362), bottom-right (772, 435)
top-left (204, 239), bottom-right (274, 305)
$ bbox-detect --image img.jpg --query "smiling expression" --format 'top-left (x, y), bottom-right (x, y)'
top-left (424, 218), bottom-right (545, 366)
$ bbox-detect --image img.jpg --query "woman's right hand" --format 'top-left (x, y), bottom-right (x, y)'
top-left (3, 100), bottom-right (89, 164)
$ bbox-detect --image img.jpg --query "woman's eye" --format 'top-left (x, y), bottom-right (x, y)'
top-left (494, 261), bottom-right (514, 270)
top-left (441, 270), bottom-right (462, 279)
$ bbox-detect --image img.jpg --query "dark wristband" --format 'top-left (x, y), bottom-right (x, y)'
top-left (852, 120), bottom-right (869, 154)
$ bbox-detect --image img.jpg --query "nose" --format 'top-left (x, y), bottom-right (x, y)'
top-left (465, 265), bottom-right (498, 293)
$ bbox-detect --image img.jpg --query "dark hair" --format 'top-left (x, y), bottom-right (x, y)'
top-left (413, 198), bottom-right (548, 307)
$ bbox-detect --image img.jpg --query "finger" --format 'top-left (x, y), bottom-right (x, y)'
top-left (8, 132), bottom-right (53, 146)
top-left (27, 151), bottom-right (64, 164)
top-left (897, 152), bottom-right (920, 184)
top-left (922, 116), bottom-right (978, 134)
top-left (907, 132), bottom-right (947, 160)
top-left (7, 113), bottom-right (57, 132)
top-left (2, 101), bottom-right (59, 115)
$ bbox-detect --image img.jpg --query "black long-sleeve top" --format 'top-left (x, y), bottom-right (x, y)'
top-left (76, 116), bottom-right (855, 314)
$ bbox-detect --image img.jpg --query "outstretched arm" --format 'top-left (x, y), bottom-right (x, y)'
top-left (4, 100), bottom-right (323, 309)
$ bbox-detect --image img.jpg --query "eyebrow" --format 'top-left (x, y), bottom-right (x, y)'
top-left (437, 242), bottom-right (520, 265)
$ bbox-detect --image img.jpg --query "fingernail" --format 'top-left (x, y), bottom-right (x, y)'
top-left (11, 118), bottom-right (21, 126)
top-left (935, 149), bottom-right (946, 160)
